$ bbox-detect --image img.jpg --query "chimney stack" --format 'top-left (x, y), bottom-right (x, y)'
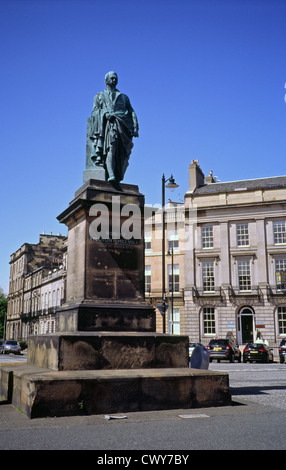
top-left (205, 170), bottom-right (216, 184)
top-left (188, 160), bottom-right (205, 192)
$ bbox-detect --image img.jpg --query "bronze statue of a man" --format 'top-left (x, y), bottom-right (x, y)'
top-left (89, 71), bottom-right (139, 183)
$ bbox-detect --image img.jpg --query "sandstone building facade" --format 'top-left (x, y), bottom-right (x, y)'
top-left (145, 162), bottom-right (286, 351)
top-left (6, 233), bottom-right (66, 340)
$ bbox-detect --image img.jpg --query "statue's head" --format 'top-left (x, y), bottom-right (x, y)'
top-left (105, 71), bottom-right (118, 87)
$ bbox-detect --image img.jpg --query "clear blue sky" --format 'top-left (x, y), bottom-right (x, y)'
top-left (1, 0), bottom-right (286, 293)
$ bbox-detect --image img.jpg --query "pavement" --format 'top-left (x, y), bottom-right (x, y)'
top-left (1, 353), bottom-right (286, 450)
top-left (1, 395), bottom-right (285, 450)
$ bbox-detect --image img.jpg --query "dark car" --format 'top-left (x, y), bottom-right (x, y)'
top-left (279, 338), bottom-right (286, 364)
top-left (0, 339), bottom-right (21, 355)
top-left (207, 339), bottom-right (241, 363)
top-left (243, 343), bottom-right (274, 363)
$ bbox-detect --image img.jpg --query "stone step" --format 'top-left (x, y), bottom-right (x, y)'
top-left (27, 331), bottom-right (189, 371)
top-left (0, 364), bottom-right (231, 419)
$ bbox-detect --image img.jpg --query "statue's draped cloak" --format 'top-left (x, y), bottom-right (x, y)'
top-left (89, 89), bottom-right (138, 182)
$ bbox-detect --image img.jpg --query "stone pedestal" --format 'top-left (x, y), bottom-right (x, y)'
top-left (56, 179), bottom-right (155, 332)
top-left (0, 179), bottom-right (231, 418)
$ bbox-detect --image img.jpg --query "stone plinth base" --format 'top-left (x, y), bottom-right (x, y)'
top-left (83, 167), bottom-right (105, 183)
top-left (0, 364), bottom-right (231, 419)
top-left (27, 331), bottom-right (189, 371)
top-left (56, 302), bottom-right (155, 332)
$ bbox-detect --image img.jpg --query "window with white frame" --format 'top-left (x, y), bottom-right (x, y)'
top-left (168, 307), bottom-right (180, 334)
top-left (273, 221), bottom-right (286, 245)
top-left (144, 231), bottom-right (151, 251)
top-left (275, 259), bottom-right (286, 291)
top-left (202, 226), bottom-right (213, 249)
top-left (145, 265), bottom-right (151, 294)
top-left (168, 264), bottom-right (179, 293)
top-left (238, 260), bottom-right (251, 291)
top-left (278, 306), bottom-right (286, 335)
top-left (236, 223), bottom-right (249, 246)
top-left (202, 261), bottom-right (215, 292)
top-left (203, 307), bottom-right (216, 335)
top-left (167, 230), bottom-right (179, 252)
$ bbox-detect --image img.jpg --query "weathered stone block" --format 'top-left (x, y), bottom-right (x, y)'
top-left (27, 332), bottom-right (189, 371)
top-left (0, 365), bottom-right (231, 419)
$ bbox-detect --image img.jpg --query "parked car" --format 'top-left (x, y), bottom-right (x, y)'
top-left (279, 338), bottom-right (286, 364)
top-left (207, 338), bottom-right (241, 363)
top-left (189, 342), bottom-right (204, 358)
top-left (243, 343), bottom-right (274, 363)
top-left (0, 340), bottom-right (21, 355)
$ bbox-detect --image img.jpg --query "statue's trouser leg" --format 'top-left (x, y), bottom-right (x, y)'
top-left (106, 142), bottom-right (117, 181)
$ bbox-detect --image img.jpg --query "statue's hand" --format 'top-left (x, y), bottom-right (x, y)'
top-left (106, 113), bottom-right (115, 122)
top-left (133, 129), bottom-right (139, 137)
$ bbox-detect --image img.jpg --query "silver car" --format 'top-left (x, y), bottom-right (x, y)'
top-left (0, 340), bottom-right (21, 355)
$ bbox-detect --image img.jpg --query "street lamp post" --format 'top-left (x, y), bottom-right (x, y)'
top-left (167, 246), bottom-right (174, 334)
top-left (161, 174), bottom-right (179, 333)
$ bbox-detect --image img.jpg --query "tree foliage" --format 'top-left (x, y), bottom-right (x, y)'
top-left (0, 288), bottom-right (7, 338)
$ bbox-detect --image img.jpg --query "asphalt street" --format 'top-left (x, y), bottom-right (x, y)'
top-left (1, 355), bottom-right (286, 451)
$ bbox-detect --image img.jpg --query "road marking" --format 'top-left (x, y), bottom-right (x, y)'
top-left (178, 414), bottom-right (210, 419)
top-left (212, 368), bottom-right (285, 372)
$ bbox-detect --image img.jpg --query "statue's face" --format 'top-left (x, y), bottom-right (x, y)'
top-left (107, 73), bottom-right (118, 88)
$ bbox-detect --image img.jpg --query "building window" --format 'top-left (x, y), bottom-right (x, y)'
top-left (40, 321), bottom-right (45, 334)
top-left (203, 307), bottom-right (216, 335)
top-left (278, 306), bottom-right (286, 335)
top-left (236, 224), bottom-right (249, 246)
top-left (238, 260), bottom-right (251, 291)
top-left (275, 259), bottom-right (286, 291)
top-left (145, 265), bottom-right (151, 294)
top-left (167, 230), bottom-right (179, 252)
top-left (273, 221), bottom-right (286, 245)
top-left (144, 232), bottom-right (151, 251)
top-left (168, 264), bottom-right (179, 293)
top-left (56, 288), bottom-right (60, 306)
top-left (202, 226), bottom-right (213, 249)
top-left (168, 307), bottom-right (180, 334)
top-left (202, 261), bottom-right (215, 292)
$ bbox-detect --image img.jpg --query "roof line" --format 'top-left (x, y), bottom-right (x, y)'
top-left (208, 175), bottom-right (286, 186)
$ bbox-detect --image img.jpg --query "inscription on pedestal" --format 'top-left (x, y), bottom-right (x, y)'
top-left (86, 234), bottom-right (143, 301)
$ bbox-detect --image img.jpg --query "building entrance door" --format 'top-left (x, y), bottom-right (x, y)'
top-left (237, 307), bottom-right (255, 344)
